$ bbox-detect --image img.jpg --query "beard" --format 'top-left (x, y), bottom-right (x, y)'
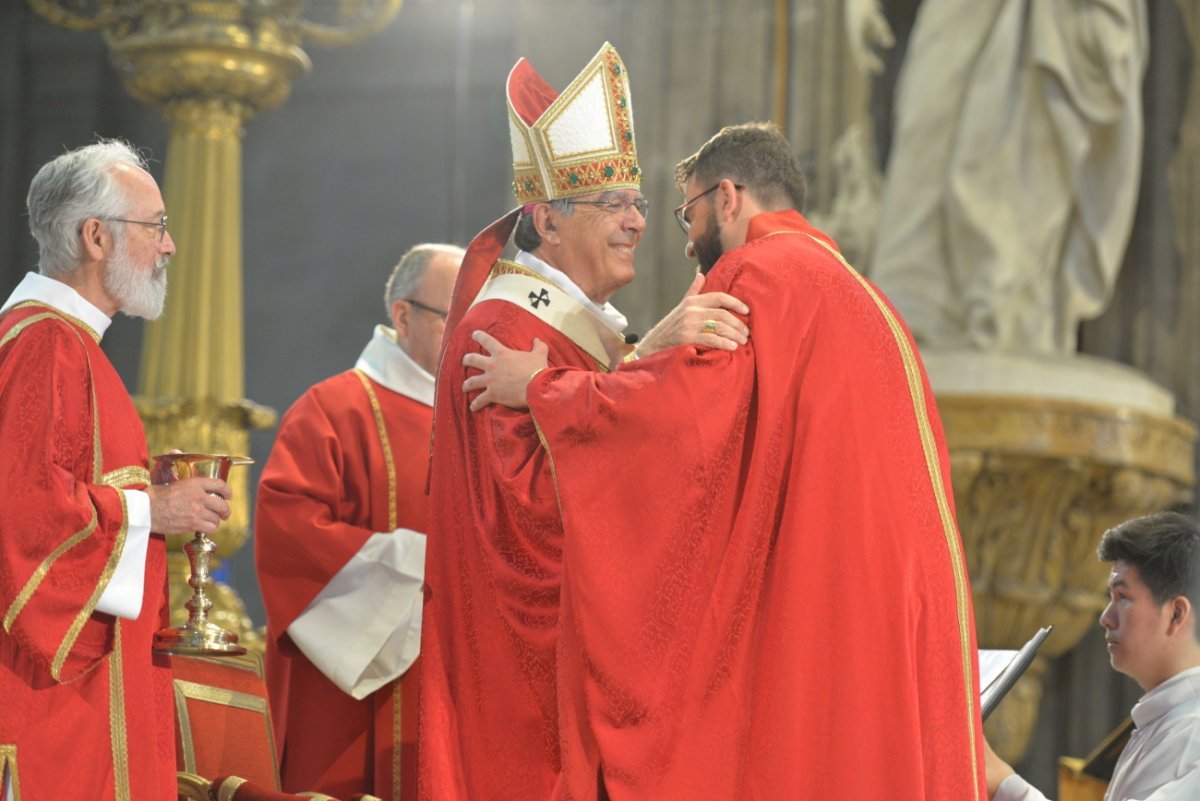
top-left (104, 240), bottom-right (168, 320)
top-left (692, 223), bottom-right (724, 275)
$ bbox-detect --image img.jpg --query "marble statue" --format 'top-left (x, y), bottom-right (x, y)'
top-left (862, 0), bottom-right (1148, 353)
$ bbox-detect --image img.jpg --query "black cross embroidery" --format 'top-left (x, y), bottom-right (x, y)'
top-left (529, 289), bottom-right (551, 309)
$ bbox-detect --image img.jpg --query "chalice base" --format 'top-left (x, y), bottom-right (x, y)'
top-left (153, 619), bottom-right (247, 656)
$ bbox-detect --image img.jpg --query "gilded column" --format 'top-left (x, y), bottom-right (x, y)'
top-left (112, 15), bottom-right (310, 649)
top-left (26, 0), bottom-right (405, 650)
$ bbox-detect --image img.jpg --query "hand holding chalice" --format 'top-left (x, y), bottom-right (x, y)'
top-left (148, 452), bottom-right (251, 656)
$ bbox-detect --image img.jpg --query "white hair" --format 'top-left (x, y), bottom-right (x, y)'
top-left (26, 139), bottom-right (148, 277)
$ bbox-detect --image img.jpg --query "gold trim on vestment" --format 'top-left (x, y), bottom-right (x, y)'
top-left (392, 676), bottom-right (403, 798)
top-left (51, 321), bottom-right (129, 682)
top-left (528, 413), bottom-right (564, 514)
top-left (53, 489), bottom-right (128, 682)
top-left (4, 298), bottom-right (99, 340)
top-left (0, 744), bottom-right (21, 801)
top-left (472, 260), bottom-right (629, 371)
top-left (353, 370), bottom-right (398, 531)
top-left (0, 308), bottom-right (139, 683)
top-left (110, 623), bottom-right (132, 801)
top-left (3, 509), bottom-right (97, 633)
top-left (100, 466), bottom-right (151, 489)
top-left (0, 312), bottom-right (66, 350)
top-left (351, 369), bottom-right (404, 794)
top-left (806, 233), bottom-right (981, 800)
top-left (1, 301), bottom-right (134, 798)
top-left (488, 260), bottom-right (554, 284)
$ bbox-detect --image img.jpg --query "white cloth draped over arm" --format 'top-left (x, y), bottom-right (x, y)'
top-left (93, 488), bottom-right (151, 620)
top-left (287, 527), bottom-right (426, 700)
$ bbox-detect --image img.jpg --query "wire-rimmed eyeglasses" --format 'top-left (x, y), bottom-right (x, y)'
top-left (673, 184), bottom-right (743, 234)
top-left (565, 195), bottom-right (649, 218)
top-left (405, 298), bottom-right (449, 320)
top-left (104, 214), bottom-right (169, 243)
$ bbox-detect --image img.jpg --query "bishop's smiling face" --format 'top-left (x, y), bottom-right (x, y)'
top-left (549, 189), bottom-right (645, 304)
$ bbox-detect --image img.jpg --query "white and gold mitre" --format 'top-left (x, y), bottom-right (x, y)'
top-left (507, 42), bottom-right (640, 204)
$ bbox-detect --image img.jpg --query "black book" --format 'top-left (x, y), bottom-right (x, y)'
top-left (979, 626), bottom-right (1053, 720)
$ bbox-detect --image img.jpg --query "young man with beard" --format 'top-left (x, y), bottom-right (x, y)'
top-left (986, 512), bottom-right (1200, 801)
top-left (462, 122), bottom-right (986, 800)
top-left (0, 139), bottom-right (233, 801)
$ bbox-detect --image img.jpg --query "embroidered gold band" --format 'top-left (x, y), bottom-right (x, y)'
top-left (353, 370), bottom-right (398, 531)
top-left (3, 302), bottom-right (100, 343)
top-left (353, 369), bottom-right (405, 796)
top-left (4, 510), bottom-right (97, 632)
top-left (808, 233), bottom-right (980, 799)
top-left (110, 623), bottom-right (131, 801)
top-left (100, 466), bottom-right (151, 489)
top-left (0, 744), bottom-right (20, 801)
top-left (471, 261), bottom-right (631, 371)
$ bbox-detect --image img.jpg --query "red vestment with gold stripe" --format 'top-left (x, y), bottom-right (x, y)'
top-left (527, 211), bottom-right (988, 801)
top-left (256, 369), bottom-right (430, 800)
top-left (0, 303), bottom-right (175, 801)
top-left (421, 296), bottom-right (608, 801)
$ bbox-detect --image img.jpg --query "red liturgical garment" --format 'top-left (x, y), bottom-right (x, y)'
top-left (256, 366), bottom-right (431, 800)
top-left (0, 301), bottom-right (175, 801)
top-left (421, 261), bottom-right (628, 801)
top-left (527, 211), bottom-right (987, 801)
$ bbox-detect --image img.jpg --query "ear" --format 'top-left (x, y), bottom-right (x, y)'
top-left (1167, 596), bottom-right (1192, 637)
top-left (390, 299), bottom-right (410, 338)
top-left (532, 203), bottom-right (560, 244)
top-left (79, 217), bottom-right (109, 262)
top-left (716, 178), bottom-right (744, 224)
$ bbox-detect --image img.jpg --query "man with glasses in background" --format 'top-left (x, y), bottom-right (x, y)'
top-left (461, 121), bottom-right (987, 800)
top-left (255, 243), bottom-right (463, 800)
top-left (0, 139), bottom-right (233, 801)
top-left (420, 43), bottom-right (748, 801)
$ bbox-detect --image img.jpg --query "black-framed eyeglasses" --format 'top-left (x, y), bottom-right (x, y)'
top-left (104, 214), bottom-right (169, 243)
top-left (673, 184), bottom-right (743, 234)
top-left (404, 298), bottom-right (449, 320)
top-left (565, 195), bottom-right (649, 218)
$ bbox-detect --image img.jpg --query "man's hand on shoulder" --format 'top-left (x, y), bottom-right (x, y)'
top-left (462, 331), bottom-right (549, 412)
top-left (146, 477), bottom-right (232, 535)
top-left (635, 273), bottom-right (749, 358)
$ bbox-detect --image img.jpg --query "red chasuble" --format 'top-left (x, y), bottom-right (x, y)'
top-left (256, 369), bottom-right (431, 800)
top-left (527, 211), bottom-right (987, 801)
top-left (0, 303), bottom-right (175, 801)
top-left (421, 286), bottom-right (615, 801)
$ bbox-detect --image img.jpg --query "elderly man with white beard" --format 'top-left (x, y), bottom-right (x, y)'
top-left (0, 139), bottom-right (233, 801)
